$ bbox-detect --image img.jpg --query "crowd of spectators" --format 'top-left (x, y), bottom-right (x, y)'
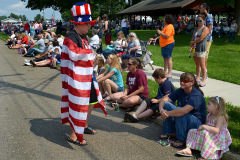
top-left (2, 21), bottom-right (64, 70)
top-left (1, 3), bottom-right (234, 158)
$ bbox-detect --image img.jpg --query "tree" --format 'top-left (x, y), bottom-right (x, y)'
top-left (206, 0), bottom-right (240, 34)
top-left (0, 16), bottom-right (7, 20)
top-left (9, 13), bottom-right (20, 19)
top-left (34, 14), bottom-right (44, 22)
top-left (22, 0), bottom-right (127, 20)
top-left (20, 15), bottom-right (28, 21)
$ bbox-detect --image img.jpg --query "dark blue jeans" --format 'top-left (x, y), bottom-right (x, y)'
top-left (162, 102), bottom-right (202, 141)
top-left (228, 32), bottom-right (236, 41)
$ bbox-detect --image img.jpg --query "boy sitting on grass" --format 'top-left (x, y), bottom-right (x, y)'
top-left (124, 68), bottom-right (175, 122)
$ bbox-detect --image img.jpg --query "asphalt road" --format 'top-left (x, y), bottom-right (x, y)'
top-left (0, 40), bottom-right (195, 160)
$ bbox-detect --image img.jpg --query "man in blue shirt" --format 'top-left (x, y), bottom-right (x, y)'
top-left (200, 3), bottom-right (213, 79)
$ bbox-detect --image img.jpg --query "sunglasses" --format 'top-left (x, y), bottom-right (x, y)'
top-left (196, 20), bottom-right (203, 23)
top-left (181, 79), bottom-right (192, 83)
top-left (129, 35), bottom-right (134, 37)
top-left (128, 63), bottom-right (133, 66)
top-left (117, 35), bottom-right (120, 36)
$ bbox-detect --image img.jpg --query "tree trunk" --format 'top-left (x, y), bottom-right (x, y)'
top-left (235, 0), bottom-right (240, 35)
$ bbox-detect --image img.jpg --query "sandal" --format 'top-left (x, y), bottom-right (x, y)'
top-left (176, 150), bottom-right (192, 157)
top-left (67, 137), bottom-right (88, 146)
top-left (124, 112), bottom-right (138, 123)
top-left (172, 140), bottom-right (186, 148)
top-left (159, 134), bottom-right (176, 139)
top-left (84, 125), bottom-right (96, 134)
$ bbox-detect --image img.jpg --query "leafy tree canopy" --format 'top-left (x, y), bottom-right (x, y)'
top-left (0, 16), bottom-right (7, 21)
top-left (8, 13), bottom-right (28, 21)
top-left (22, 0), bottom-right (127, 21)
top-left (34, 14), bottom-right (44, 22)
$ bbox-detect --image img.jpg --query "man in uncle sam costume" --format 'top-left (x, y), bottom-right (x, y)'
top-left (61, 2), bottom-right (107, 146)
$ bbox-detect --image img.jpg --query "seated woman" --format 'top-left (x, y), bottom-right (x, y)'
top-left (11, 33), bottom-right (28, 49)
top-left (159, 72), bottom-right (206, 148)
top-left (30, 40), bottom-right (61, 67)
top-left (148, 33), bottom-right (159, 45)
top-left (93, 56), bottom-right (106, 77)
top-left (121, 32), bottom-right (142, 69)
top-left (124, 68), bottom-right (175, 122)
top-left (111, 58), bottom-right (149, 110)
top-left (97, 54), bottom-right (124, 101)
top-left (102, 31), bottom-right (126, 59)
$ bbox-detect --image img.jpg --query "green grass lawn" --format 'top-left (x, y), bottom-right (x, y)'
top-left (0, 32), bottom-right (9, 41)
top-left (106, 30), bottom-right (240, 85)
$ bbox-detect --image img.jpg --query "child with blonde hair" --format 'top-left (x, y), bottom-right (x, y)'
top-left (93, 56), bottom-right (106, 77)
top-left (97, 54), bottom-right (124, 101)
top-left (177, 96), bottom-right (232, 160)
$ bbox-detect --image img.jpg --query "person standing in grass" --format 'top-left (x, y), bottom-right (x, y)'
top-left (157, 14), bottom-right (175, 78)
top-left (102, 14), bottom-right (111, 45)
top-left (190, 14), bottom-right (209, 87)
top-left (199, 3), bottom-right (213, 79)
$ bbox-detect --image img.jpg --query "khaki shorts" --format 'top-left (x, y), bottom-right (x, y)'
top-left (192, 51), bottom-right (206, 58)
top-left (205, 41), bottom-right (212, 59)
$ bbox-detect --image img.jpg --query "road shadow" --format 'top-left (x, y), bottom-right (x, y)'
top-left (28, 118), bottom-right (74, 149)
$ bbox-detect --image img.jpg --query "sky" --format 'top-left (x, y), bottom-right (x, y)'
top-left (0, 0), bottom-right (62, 21)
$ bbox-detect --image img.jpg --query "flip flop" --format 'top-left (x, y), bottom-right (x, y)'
top-left (199, 83), bottom-right (206, 87)
top-left (67, 137), bottom-right (88, 146)
top-left (84, 125), bottom-right (96, 134)
top-left (176, 150), bottom-right (192, 157)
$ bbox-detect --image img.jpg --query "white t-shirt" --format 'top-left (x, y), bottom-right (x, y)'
top-left (10, 34), bottom-right (15, 39)
top-left (121, 19), bottom-right (126, 28)
top-left (57, 37), bottom-right (64, 46)
top-left (114, 39), bottom-right (126, 51)
top-left (223, 27), bottom-right (229, 32)
top-left (90, 35), bottom-right (99, 46)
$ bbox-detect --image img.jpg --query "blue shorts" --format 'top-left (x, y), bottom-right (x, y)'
top-left (161, 42), bottom-right (175, 58)
top-left (117, 86), bottom-right (124, 92)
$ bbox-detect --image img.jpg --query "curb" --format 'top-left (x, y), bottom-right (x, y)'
top-left (146, 116), bottom-right (240, 160)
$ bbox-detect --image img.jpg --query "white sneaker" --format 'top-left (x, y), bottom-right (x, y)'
top-left (24, 62), bottom-right (31, 66)
top-left (150, 60), bottom-right (153, 64)
top-left (24, 59), bottom-right (30, 63)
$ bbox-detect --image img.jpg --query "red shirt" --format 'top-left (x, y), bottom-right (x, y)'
top-left (126, 69), bottom-right (149, 98)
top-left (24, 23), bottom-right (30, 31)
top-left (21, 36), bottom-right (28, 44)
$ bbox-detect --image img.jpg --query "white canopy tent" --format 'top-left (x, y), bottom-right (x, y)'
top-left (1, 18), bottom-right (19, 24)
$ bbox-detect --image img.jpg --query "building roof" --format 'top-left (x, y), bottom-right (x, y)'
top-left (117, 0), bottom-right (232, 16)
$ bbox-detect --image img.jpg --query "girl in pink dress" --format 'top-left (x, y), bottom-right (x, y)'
top-left (176, 96), bottom-right (232, 160)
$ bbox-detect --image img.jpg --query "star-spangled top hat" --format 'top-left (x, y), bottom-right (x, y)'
top-left (70, 2), bottom-right (96, 26)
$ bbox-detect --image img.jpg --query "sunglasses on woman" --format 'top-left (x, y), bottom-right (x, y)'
top-left (181, 79), bottom-right (192, 83)
top-left (196, 20), bottom-right (203, 23)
